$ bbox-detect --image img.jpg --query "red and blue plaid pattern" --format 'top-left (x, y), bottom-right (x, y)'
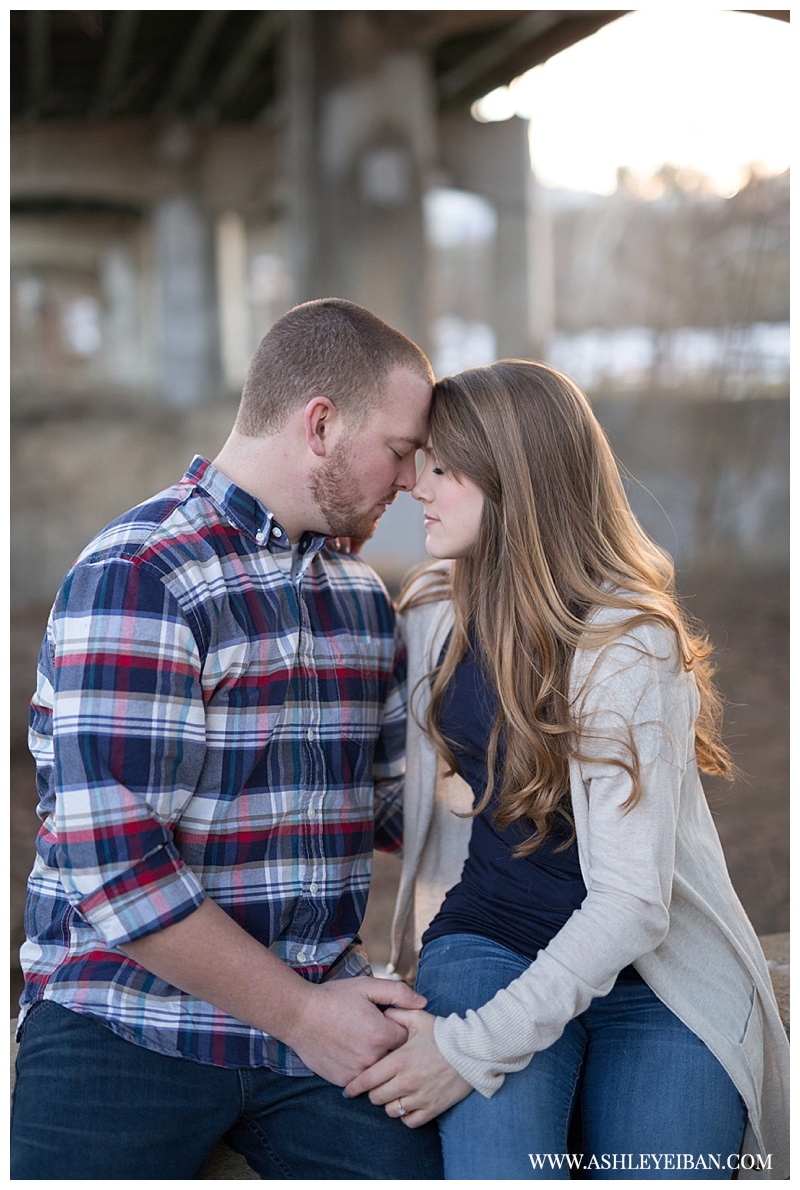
top-left (20, 457), bottom-right (406, 1072)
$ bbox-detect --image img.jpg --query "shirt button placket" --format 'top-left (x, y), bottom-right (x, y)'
top-left (298, 590), bottom-right (323, 965)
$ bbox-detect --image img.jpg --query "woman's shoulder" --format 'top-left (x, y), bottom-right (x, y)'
top-left (397, 562), bottom-right (452, 614)
top-left (572, 598), bottom-right (684, 690)
top-left (397, 564), bottom-right (453, 658)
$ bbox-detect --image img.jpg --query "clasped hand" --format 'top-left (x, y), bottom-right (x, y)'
top-left (285, 976), bottom-right (427, 1087)
top-left (344, 1008), bottom-right (473, 1127)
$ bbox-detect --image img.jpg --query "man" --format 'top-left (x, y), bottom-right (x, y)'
top-left (11, 299), bottom-right (442, 1179)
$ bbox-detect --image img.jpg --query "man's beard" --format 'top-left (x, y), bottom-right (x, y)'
top-left (310, 440), bottom-right (396, 542)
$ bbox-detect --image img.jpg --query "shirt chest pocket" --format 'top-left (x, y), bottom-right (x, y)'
top-left (314, 631), bottom-right (385, 737)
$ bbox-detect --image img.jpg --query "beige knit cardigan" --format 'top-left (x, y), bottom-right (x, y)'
top-left (388, 593), bottom-right (789, 1180)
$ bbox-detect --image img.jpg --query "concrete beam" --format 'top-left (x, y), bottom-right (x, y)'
top-left (437, 12), bottom-right (560, 104)
top-left (93, 11), bottom-right (140, 115)
top-left (11, 119), bottom-right (281, 213)
top-left (156, 12), bottom-right (229, 115)
top-left (25, 11), bottom-right (50, 114)
top-left (196, 12), bottom-right (285, 121)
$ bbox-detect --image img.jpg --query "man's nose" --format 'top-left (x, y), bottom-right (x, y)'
top-left (396, 453), bottom-right (418, 491)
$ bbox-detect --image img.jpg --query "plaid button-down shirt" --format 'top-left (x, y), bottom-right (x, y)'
top-left (21, 456), bottom-right (406, 1072)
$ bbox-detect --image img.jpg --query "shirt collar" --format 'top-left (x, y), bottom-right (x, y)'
top-left (185, 456), bottom-right (328, 557)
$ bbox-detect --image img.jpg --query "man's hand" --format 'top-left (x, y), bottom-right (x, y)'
top-left (343, 1008), bottom-right (473, 1127)
top-left (122, 898), bottom-right (426, 1086)
top-left (285, 977), bottom-right (428, 1086)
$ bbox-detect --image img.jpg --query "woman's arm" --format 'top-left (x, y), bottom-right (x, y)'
top-left (344, 1008), bottom-right (472, 1126)
top-left (350, 621), bottom-right (696, 1115)
top-left (431, 622), bottom-right (695, 1094)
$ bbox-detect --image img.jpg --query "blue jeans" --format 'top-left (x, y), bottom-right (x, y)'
top-left (416, 934), bottom-right (747, 1180)
top-left (10, 1000), bottom-right (443, 1180)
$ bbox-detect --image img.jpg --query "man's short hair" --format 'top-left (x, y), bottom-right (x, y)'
top-left (235, 298), bottom-right (434, 436)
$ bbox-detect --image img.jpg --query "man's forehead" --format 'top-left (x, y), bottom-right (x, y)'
top-left (371, 371), bottom-right (430, 438)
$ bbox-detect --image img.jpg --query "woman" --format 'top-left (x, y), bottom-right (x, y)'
top-left (344, 361), bottom-right (789, 1180)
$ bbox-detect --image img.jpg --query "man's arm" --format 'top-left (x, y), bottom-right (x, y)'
top-left (122, 898), bottom-right (427, 1086)
top-left (47, 557), bottom-right (422, 1083)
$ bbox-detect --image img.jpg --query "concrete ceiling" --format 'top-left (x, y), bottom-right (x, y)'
top-left (11, 10), bottom-right (788, 126)
top-left (10, 10), bottom-right (630, 123)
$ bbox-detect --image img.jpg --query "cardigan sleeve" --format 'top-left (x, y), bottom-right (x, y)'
top-left (433, 620), bottom-right (699, 1097)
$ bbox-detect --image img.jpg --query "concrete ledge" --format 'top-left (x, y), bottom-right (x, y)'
top-left (10, 933), bottom-right (789, 1179)
top-left (201, 1142), bottom-right (258, 1180)
top-left (759, 930), bottom-right (789, 1036)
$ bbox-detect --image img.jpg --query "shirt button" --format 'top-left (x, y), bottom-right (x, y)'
top-left (307, 807), bottom-right (316, 819)
top-left (271, 525), bottom-right (282, 538)
top-left (296, 951), bottom-right (307, 964)
top-left (309, 882), bottom-right (319, 894)
top-left (256, 530), bottom-right (265, 542)
top-left (307, 728), bottom-right (315, 742)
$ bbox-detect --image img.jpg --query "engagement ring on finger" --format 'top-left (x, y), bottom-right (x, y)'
top-left (397, 1099), bottom-right (407, 1117)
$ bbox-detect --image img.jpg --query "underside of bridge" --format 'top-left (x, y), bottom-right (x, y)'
top-left (10, 9), bottom-right (787, 402)
top-left (11, 11), bottom-right (630, 122)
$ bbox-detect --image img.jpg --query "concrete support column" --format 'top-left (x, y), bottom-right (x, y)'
top-left (282, 11), bottom-right (321, 306)
top-left (216, 211), bottom-right (250, 391)
top-left (439, 112), bottom-right (544, 360)
top-left (279, 12), bottom-right (437, 346)
top-left (318, 49), bottom-right (436, 346)
top-left (100, 238), bottom-right (144, 388)
top-left (152, 190), bottom-right (221, 406)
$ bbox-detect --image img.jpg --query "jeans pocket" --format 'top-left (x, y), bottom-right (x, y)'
top-left (15, 997), bottom-right (50, 1043)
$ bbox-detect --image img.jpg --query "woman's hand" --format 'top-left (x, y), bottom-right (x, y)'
top-left (343, 1008), bottom-right (473, 1127)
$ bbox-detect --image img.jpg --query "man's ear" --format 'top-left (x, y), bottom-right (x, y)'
top-left (303, 396), bottom-right (337, 458)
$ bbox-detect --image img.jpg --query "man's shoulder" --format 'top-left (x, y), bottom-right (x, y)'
top-left (74, 474), bottom-right (215, 572)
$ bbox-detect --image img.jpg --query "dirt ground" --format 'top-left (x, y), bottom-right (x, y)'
top-left (9, 569), bottom-right (789, 1013)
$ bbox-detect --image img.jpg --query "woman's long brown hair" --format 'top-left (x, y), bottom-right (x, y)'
top-left (400, 360), bottom-right (732, 856)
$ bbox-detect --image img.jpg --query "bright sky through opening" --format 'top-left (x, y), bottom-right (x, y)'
top-left (472, 10), bottom-right (791, 197)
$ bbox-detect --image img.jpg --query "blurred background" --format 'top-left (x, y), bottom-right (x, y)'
top-left (9, 10), bottom-right (789, 1006)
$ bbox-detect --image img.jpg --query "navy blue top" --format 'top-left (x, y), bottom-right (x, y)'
top-left (422, 636), bottom-right (588, 961)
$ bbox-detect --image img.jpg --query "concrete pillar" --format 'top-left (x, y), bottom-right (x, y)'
top-left (216, 211), bottom-right (250, 391)
top-left (100, 238), bottom-right (144, 388)
top-left (152, 189), bottom-right (221, 406)
top-left (438, 112), bottom-right (541, 360)
top-left (280, 12), bottom-right (437, 347)
top-left (282, 11), bottom-right (321, 307)
top-left (318, 47), bottom-right (436, 346)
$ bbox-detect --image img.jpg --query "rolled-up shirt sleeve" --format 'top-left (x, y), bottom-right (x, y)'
top-left (46, 556), bottom-right (208, 947)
